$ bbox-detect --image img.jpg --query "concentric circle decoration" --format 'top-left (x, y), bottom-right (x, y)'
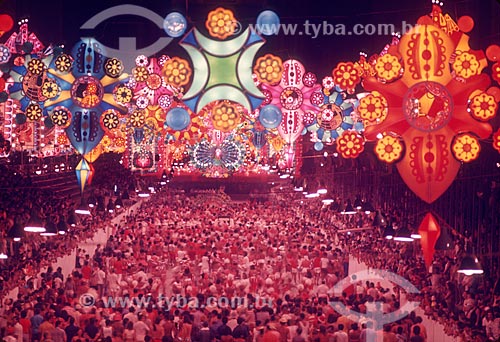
top-left (403, 81), bottom-right (453, 132)
top-left (258, 104), bottom-right (282, 129)
top-left (70, 75), bottom-right (104, 109)
top-left (317, 103), bottom-right (343, 130)
top-left (280, 87), bottom-right (303, 110)
top-left (50, 107), bottom-right (71, 127)
top-left (166, 107), bottom-right (191, 131)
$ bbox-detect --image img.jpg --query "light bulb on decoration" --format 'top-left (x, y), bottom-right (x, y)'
top-left (24, 210), bottom-right (46, 233)
top-left (458, 255), bottom-right (484, 276)
top-left (40, 219), bottom-right (58, 236)
top-left (353, 195), bottom-right (363, 210)
top-left (317, 182), bottom-right (327, 195)
top-left (393, 224), bottom-right (414, 242)
top-left (57, 218), bottom-right (67, 235)
top-left (8, 221), bottom-right (24, 242)
top-left (411, 230), bottom-right (422, 239)
top-left (75, 199), bottom-right (91, 215)
top-left (341, 200), bottom-right (356, 215)
top-left (383, 224), bottom-right (395, 240)
top-left (376, 133), bottom-right (383, 139)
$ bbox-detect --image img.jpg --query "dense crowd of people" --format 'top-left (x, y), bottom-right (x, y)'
top-left (1, 180), bottom-right (499, 342)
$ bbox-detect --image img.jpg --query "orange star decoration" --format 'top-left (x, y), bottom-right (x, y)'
top-left (162, 57), bottom-right (192, 88)
top-left (206, 7), bottom-right (237, 40)
top-left (452, 133), bottom-right (480, 162)
top-left (493, 129), bottom-right (500, 153)
top-left (375, 135), bottom-right (404, 163)
top-left (469, 92), bottom-right (498, 121)
top-left (357, 92), bottom-right (388, 125)
top-left (254, 54), bottom-right (283, 84)
top-left (332, 62), bottom-right (361, 94)
top-left (211, 102), bottom-right (240, 132)
top-left (360, 4), bottom-right (496, 203)
top-left (336, 130), bottom-right (365, 159)
top-left (374, 54), bottom-right (402, 82)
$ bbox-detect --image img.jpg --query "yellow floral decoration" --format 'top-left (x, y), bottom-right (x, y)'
top-left (336, 130), bottom-right (365, 159)
top-left (206, 7), bottom-right (237, 40)
top-left (25, 103), bottom-right (42, 121)
top-left (254, 54), bottom-right (283, 84)
top-left (332, 62), bottom-right (361, 93)
top-left (452, 133), bottom-right (480, 162)
top-left (211, 102), bottom-right (240, 132)
top-left (469, 92), bottom-right (497, 121)
top-left (375, 135), bottom-right (403, 163)
top-left (162, 57), bottom-right (192, 88)
top-left (357, 92), bottom-right (388, 124)
top-left (374, 54), bottom-right (402, 82)
top-left (452, 51), bottom-right (479, 79)
top-left (493, 129), bottom-right (500, 153)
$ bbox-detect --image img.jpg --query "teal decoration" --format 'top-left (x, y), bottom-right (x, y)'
top-left (166, 107), bottom-right (191, 131)
top-left (163, 12), bottom-right (187, 38)
top-left (256, 10), bottom-right (280, 36)
top-left (314, 141), bottom-right (324, 151)
top-left (259, 104), bottom-right (282, 129)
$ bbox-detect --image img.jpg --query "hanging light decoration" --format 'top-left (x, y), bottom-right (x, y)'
top-left (24, 209), bottom-right (46, 233)
top-left (394, 223), bottom-right (415, 242)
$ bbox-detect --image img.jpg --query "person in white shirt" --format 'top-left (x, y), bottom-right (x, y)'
top-left (133, 314), bottom-right (150, 342)
top-left (332, 324), bottom-right (348, 342)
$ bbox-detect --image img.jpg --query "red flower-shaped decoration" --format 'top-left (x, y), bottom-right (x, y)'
top-left (336, 130), bottom-right (365, 159)
top-left (361, 7), bottom-right (496, 203)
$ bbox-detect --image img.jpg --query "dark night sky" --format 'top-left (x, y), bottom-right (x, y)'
top-left (1, 0), bottom-right (499, 78)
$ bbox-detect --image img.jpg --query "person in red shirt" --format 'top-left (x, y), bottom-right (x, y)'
top-left (19, 310), bottom-right (31, 342)
top-left (81, 261), bottom-right (92, 281)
